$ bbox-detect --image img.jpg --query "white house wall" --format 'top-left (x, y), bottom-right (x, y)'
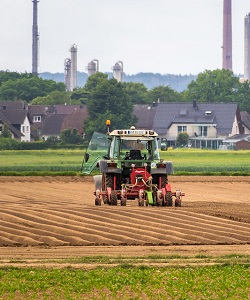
top-left (167, 123), bottom-right (217, 139)
top-left (229, 116), bottom-right (240, 137)
top-left (20, 116), bottom-right (31, 142)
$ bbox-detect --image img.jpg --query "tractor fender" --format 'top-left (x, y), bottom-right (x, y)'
top-left (99, 160), bottom-right (108, 173)
top-left (165, 161), bottom-right (173, 174)
top-left (165, 183), bottom-right (172, 192)
top-left (93, 175), bottom-right (102, 190)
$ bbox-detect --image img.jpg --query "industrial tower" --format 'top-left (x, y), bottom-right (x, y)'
top-left (32, 0), bottom-right (39, 75)
top-left (87, 59), bottom-right (99, 76)
top-left (222, 0), bottom-right (232, 71)
top-left (244, 13), bottom-right (250, 81)
top-left (70, 44), bottom-right (77, 90)
top-left (112, 61), bottom-right (123, 82)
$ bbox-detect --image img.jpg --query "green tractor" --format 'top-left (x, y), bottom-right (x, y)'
top-left (82, 122), bottom-right (184, 206)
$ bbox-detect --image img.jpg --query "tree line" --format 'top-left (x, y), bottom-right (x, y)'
top-left (0, 69), bottom-right (250, 140)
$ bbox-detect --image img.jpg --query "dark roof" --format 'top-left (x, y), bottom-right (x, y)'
top-left (152, 102), bottom-right (239, 135)
top-left (0, 111), bottom-right (23, 138)
top-left (28, 105), bottom-right (48, 116)
top-left (49, 105), bottom-right (83, 115)
top-left (241, 111), bottom-right (250, 130)
top-left (2, 110), bottom-right (29, 124)
top-left (61, 106), bottom-right (88, 134)
top-left (0, 101), bottom-right (27, 110)
top-left (41, 114), bottom-right (67, 135)
top-left (133, 104), bottom-right (157, 129)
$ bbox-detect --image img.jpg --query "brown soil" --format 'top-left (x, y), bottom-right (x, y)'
top-left (0, 176), bottom-right (250, 264)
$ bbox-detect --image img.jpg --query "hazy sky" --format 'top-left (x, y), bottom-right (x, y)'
top-left (1, 0), bottom-right (249, 75)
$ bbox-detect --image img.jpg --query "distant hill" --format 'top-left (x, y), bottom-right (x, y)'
top-left (40, 72), bottom-right (197, 92)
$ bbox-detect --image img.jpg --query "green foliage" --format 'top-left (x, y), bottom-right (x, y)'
top-left (0, 74), bottom-right (66, 102)
top-left (176, 132), bottom-right (189, 147)
top-left (60, 128), bottom-right (83, 144)
top-left (0, 138), bottom-right (18, 150)
top-left (83, 74), bottom-right (137, 140)
top-left (31, 90), bottom-right (74, 105)
top-left (0, 70), bottom-right (34, 86)
top-left (184, 69), bottom-right (250, 112)
top-left (147, 85), bottom-right (184, 103)
top-left (0, 264), bottom-right (249, 299)
top-left (123, 82), bottom-right (148, 104)
top-left (0, 123), bottom-right (12, 138)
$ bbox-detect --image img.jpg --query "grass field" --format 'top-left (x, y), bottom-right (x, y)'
top-left (0, 255), bottom-right (249, 300)
top-left (0, 149), bottom-right (249, 175)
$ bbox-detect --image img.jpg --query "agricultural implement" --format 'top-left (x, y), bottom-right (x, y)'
top-left (82, 121), bottom-right (184, 206)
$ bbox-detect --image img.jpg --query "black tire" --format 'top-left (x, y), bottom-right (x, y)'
top-left (175, 198), bottom-right (181, 207)
top-left (160, 175), bottom-right (167, 188)
top-left (110, 191), bottom-right (118, 205)
top-left (166, 191), bottom-right (173, 206)
top-left (95, 197), bottom-right (101, 206)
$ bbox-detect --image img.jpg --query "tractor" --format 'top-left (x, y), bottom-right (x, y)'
top-left (82, 121), bottom-right (184, 206)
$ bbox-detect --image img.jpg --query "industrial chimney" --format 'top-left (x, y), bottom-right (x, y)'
top-left (244, 13), bottom-right (250, 81)
top-left (64, 58), bottom-right (71, 92)
top-left (112, 61), bottom-right (123, 82)
top-left (222, 0), bottom-right (232, 71)
top-left (32, 0), bottom-right (39, 75)
top-left (70, 44), bottom-right (77, 90)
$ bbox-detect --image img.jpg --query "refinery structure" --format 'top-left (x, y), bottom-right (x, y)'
top-left (32, 1), bottom-right (250, 82)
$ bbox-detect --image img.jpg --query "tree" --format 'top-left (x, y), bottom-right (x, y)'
top-left (31, 91), bottom-right (73, 105)
top-left (0, 123), bottom-right (12, 138)
top-left (123, 82), bottom-right (148, 104)
top-left (0, 76), bottom-right (66, 102)
top-left (176, 132), bottom-right (189, 147)
top-left (60, 128), bottom-right (83, 144)
top-left (83, 74), bottom-right (137, 140)
top-left (147, 85), bottom-right (184, 104)
top-left (184, 69), bottom-right (239, 103)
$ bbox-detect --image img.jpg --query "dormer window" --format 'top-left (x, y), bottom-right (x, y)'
top-left (205, 111), bottom-right (212, 116)
top-left (33, 115), bottom-right (41, 122)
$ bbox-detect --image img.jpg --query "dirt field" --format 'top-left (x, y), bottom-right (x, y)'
top-left (0, 176), bottom-right (250, 263)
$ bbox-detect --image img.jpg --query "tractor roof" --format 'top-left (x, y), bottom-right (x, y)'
top-left (109, 128), bottom-right (158, 138)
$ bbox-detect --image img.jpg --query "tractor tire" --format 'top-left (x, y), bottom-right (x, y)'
top-left (110, 191), bottom-right (118, 206)
top-left (121, 197), bottom-right (127, 206)
top-left (95, 197), bottom-right (101, 206)
top-left (175, 198), bottom-right (182, 207)
top-left (160, 175), bottom-right (167, 188)
top-left (105, 173), bottom-right (114, 189)
top-left (166, 191), bottom-right (173, 206)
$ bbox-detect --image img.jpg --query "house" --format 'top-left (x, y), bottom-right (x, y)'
top-left (29, 104), bottom-right (88, 141)
top-left (134, 101), bottom-right (244, 149)
top-left (0, 101), bottom-right (32, 141)
top-left (241, 111), bottom-right (250, 134)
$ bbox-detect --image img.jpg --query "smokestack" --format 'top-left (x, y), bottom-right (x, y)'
top-left (222, 0), bottom-right (232, 71)
top-left (70, 44), bottom-right (77, 90)
top-left (244, 13), bottom-right (250, 81)
top-left (32, 0), bottom-right (39, 75)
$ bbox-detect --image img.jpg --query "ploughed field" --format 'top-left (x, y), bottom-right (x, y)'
top-left (0, 176), bottom-right (250, 251)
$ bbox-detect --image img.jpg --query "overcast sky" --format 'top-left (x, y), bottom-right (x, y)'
top-left (0, 0), bottom-right (249, 75)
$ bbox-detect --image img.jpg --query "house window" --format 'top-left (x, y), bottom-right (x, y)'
top-left (199, 126), bottom-right (208, 137)
top-left (177, 126), bottom-right (187, 134)
top-left (22, 125), bottom-right (25, 133)
top-left (33, 116), bottom-right (41, 122)
top-left (26, 126), bottom-right (29, 133)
